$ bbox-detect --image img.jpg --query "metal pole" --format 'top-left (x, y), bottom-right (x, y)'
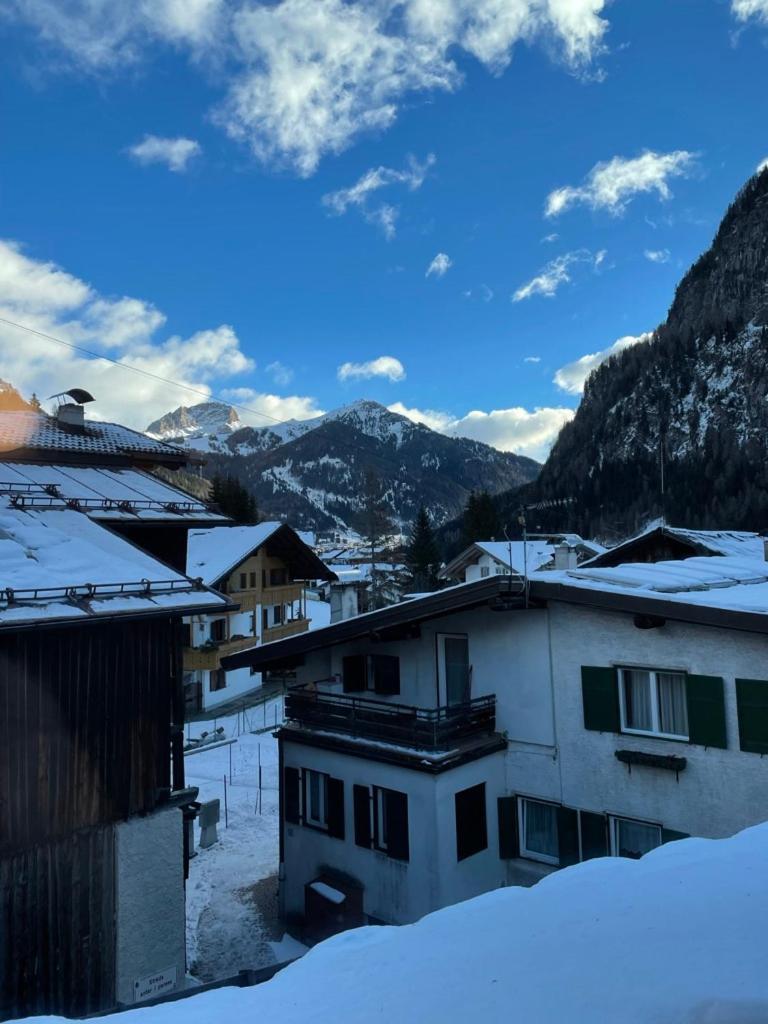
top-left (229, 741), bottom-right (233, 784)
top-left (223, 775), bottom-right (228, 828)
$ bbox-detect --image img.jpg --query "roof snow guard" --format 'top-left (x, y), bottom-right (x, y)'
top-left (0, 410), bottom-right (192, 467)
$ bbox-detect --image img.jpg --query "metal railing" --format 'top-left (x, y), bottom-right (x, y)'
top-left (1, 577), bottom-right (205, 605)
top-left (284, 685), bottom-right (496, 751)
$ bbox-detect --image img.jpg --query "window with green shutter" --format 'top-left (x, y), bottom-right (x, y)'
top-left (581, 666), bottom-right (620, 732)
top-left (736, 678), bottom-right (768, 754)
top-left (686, 674), bottom-right (727, 748)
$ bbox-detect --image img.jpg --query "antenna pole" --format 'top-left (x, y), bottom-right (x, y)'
top-left (660, 430), bottom-right (666, 526)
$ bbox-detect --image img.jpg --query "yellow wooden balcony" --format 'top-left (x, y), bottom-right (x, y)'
top-left (262, 618), bottom-right (309, 644)
top-left (183, 633), bottom-right (259, 671)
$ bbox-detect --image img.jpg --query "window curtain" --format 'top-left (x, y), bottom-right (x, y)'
top-left (525, 802), bottom-right (558, 858)
top-left (657, 672), bottom-right (688, 735)
top-left (617, 819), bottom-right (661, 859)
top-left (624, 670), bottom-right (653, 730)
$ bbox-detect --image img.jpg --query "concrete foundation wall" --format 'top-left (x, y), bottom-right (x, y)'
top-left (114, 806), bottom-right (186, 1007)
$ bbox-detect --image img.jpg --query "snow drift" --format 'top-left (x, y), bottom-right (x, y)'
top-left (26, 824), bottom-right (768, 1023)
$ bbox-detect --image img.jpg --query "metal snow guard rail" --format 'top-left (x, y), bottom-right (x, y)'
top-left (0, 577), bottom-right (206, 605)
top-left (6, 493), bottom-right (204, 514)
top-left (285, 685), bottom-right (497, 751)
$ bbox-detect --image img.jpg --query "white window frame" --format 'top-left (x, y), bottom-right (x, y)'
top-left (617, 667), bottom-right (689, 741)
top-left (480, 566), bottom-right (490, 578)
top-left (373, 786), bottom-right (389, 853)
top-left (517, 797), bottom-right (560, 866)
top-left (304, 769), bottom-right (328, 830)
top-left (609, 815), bottom-right (662, 859)
top-left (436, 633), bottom-right (471, 706)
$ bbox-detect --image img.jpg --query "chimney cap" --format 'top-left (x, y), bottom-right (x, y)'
top-left (47, 388), bottom-right (95, 405)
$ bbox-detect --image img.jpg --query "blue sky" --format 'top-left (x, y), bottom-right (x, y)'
top-left (1, 0), bottom-right (767, 459)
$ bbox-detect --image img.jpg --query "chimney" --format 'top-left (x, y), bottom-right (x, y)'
top-left (56, 402), bottom-right (85, 429)
top-left (554, 543), bottom-right (578, 571)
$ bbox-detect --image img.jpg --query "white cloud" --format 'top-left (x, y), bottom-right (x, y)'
top-left (322, 153), bottom-right (434, 238)
top-left (337, 355), bottom-right (406, 382)
top-left (219, 387), bottom-right (323, 424)
top-left (265, 360), bottom-right (294, 386)
top-left (732, 0), bottom-right (768, 24)
top-left (545, 150), bottom-right (697, 218)
top-left (757, 156), bottom-right (768, 173)
top-left (644, 248), bottom-right (670, 264)
top-left (524, 356), bottom-right (541, 363)
top-left (7, 1), bottom-right (609, 176)
top-left (0, 238), bottom-right (322, 429)
top-left (426, 252), bottom-right (452, 278)
top-left (128, 134), bottom-right (202, 172)
top-left (553, 332), bottom-right (651, 395)
top-left (389, 401), bottom-right (574, 461)
top-left (541, 232), bottom-right (559, 243)
top-left (512, 248), bottom-right (600, 302)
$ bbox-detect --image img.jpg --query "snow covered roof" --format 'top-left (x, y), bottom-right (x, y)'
top-left (0, 461), bottom-right (225, 524)
top-left (188, 523), bottom-right (336, 587)
top-left (440, 539), bottom-right (556, 580)
top-left (584, 523), bottom-right (766, 567)
top-left (0, 499), bottom-right (228, 628)
top-left (42, 823), bottom-right (768, 1023)
top-left (0, 410), bottom-right (191, 467)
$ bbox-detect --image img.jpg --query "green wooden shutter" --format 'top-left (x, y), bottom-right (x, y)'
top-left (385, 790), bottom-right (410, 862)
top-left (736, 678), bottom-right (768, 754)
top-left (581, 666), bottom-right (620, 732)
top-left (455, 784), bottom-right (488, 862)
top-left (686, 675), bottom-right (727, 748)
top-left (353, 784), bottom-right (372, 848)
top-left (580, 811), bottom-right (608, 860)
top-left (557, 807), bottom-right (580, 867)
top-left (284, 766), bottom-right (300, 824)
top-left (373, 655), bottom-right (400, 695)
top-left (326, 777), bottom-right (345, 839)
top-left (342, 655), bottom-right (367, 693)
top-left (497, 796), bottom-right (519, 860)
top-left (661, 828), bottom-right (689, 844)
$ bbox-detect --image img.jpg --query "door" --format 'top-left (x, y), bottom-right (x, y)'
top-left (438, 634), bottom-right (470, 705)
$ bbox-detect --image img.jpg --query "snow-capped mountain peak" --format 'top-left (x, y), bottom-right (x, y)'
top-left (147, 401), bottom-right (242, 441)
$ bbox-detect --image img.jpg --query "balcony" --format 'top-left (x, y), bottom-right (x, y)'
top-left (284, 686), bottom-right (497, 753)
top-left (183, 634), bottom-right (258, 671)
top-left (263, 617), bottom-right (309, 643)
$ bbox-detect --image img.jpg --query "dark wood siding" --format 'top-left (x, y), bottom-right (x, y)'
top-left (0, 616), bottom-right (176, 858)
top-left (0, 826), bottom-right (116, 1021)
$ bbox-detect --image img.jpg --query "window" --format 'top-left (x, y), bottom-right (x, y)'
top-left (262, 569), bottom-right (267, 588)
top-left (353, 784), bottom-right (409, 861)
top-left (438, 634), bottom-right (471, 706)
top-left (518, 798), bottom-right (559, 865)
top-left (610, 816), bottom-right (662, 859)
top-left (273, 605), bottom-right (283, 626)
top-left (210, 619), bottom-right (226, 642)
top-left (619, 668), bottom-right (689, 739)
top-left (249, 571), bottom-right (256, 588)
top-left (305, 769), bottom-right (328, 828)
top-left (480, 566), bottom-right (490, 578)
top-left (239, 572), bottom-right (247, 589)
top-left (342, 654), bottom-right (400, 695)
top-left (209, 668), bottom-right (226, 692)
top-left (455, 783), bottom-right (487, 861)
top-left (270, 567), bottom-right (289, 587)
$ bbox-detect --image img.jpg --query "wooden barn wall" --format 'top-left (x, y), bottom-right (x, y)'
top-left (0, 825), bottom-right (115, 1021)
top-left (0, 616), bottom-right (178, 858)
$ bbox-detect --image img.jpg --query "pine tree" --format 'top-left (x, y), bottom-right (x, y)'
top-left (211, 473), bottom-right (259, 524)
top-left (407, 505), bottom-right (441, 592)
top-left (462, 489), bottom-right (500, 544)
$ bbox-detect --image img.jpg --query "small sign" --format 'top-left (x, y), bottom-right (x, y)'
top-left (133, 966), bottom-right (177, 1003)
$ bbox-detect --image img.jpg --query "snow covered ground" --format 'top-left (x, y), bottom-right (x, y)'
top-left (32, 821), bottom-right (768, 1023)
top-left (184, 698), bottom-right (286, 982)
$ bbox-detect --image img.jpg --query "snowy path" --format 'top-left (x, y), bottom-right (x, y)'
top-left (184, 701), bottom-right (283, 982)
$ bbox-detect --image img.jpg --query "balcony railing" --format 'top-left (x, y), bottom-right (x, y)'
top-left (284, 686), bottom-right (497, 752)
top-left (263, 618), bottom-right (309, 643)
top-left (183, 634), bottom-right (258, 671)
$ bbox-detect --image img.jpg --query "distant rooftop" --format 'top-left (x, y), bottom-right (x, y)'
top-left (188, 522), bottom-right (336, 587)
top-left (0, 410), bottom-right (192, 467)
top-left (583, 524), bottom-right (766, 568)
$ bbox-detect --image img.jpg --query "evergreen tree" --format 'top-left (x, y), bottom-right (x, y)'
top-left (462, 489), bottom-right (501, 544)
top-left (211, 473), bottom-right (259, 523)
top-left (407, 505), bottom-right (441, 591)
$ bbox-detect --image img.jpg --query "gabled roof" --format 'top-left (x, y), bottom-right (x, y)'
top-left (0, 461), bottom-right (226, 525)
top-left (440, 540), bottom-right (557, 580)
top-left (583, 524), bottom-right (765, 568)
top-left (0, 498), bottom-right (229, 629)
top-left (188, 522), bottom-right (336, 587)
top-left (0, 410), bottom-right (191, 467)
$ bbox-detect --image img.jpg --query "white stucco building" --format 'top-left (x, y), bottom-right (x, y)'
top-left (224, 551), bottom-right (768, 937)
top-left (441, 535), bottom-right (604, 584)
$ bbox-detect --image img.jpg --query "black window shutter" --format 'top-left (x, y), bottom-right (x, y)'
top-left (385, 790), bottom-right (410, 862)
top-left (455, 784), bottom-right (488, 862)
top-left (373, 654), bottom-right (400, 695)
top-left (557, 807), bottom-right (580, 867)
top-left (497, 796), bottom-right (519, 859)
top-left (353, 784), bottom-right (372, 848)
top-left (736, 678), bottom-right (768, 754)
top-left (581, 666), bottom-right (620, 732)
top-left (284, 766), bottom-right (300, 824)
top-left (343, 654), bottom-right (367, 692)
top-left (686, 674), bottom-right (727, 748)
top-left (661, 828), bottom-right (689, 844)
top-left (579, 811), bottom-right (608, 860)
top-left (326, 777), bottom-right (345, 839)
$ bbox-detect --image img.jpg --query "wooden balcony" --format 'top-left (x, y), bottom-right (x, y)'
top-left (263, 617), bottom-right (309, 643)
top-left (183, 634), bottom-right (258, 671)
top-left (284, 687), bottom-right (497, 752)
top-left (224, 583), bottom-right (304, 613)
